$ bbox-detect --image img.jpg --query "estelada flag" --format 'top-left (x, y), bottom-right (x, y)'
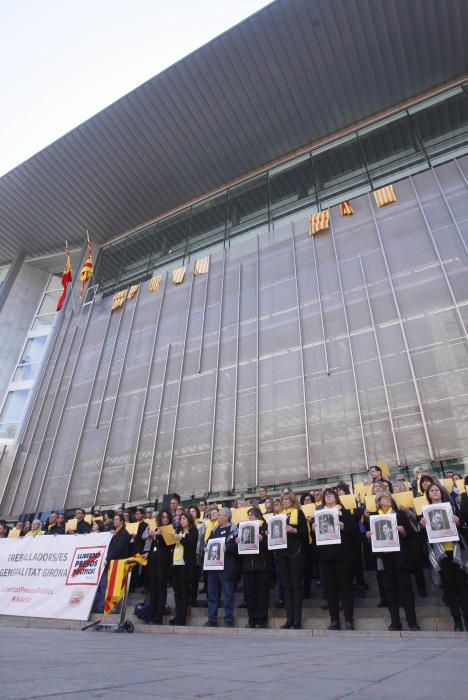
top-left (56, 244), bottom-right (72, 311)
top-left (309, 209), bottom-right (330, 235)
top-left (340, 201), bottom-right (354, 216)
top-left (79, 237), bottom-right (94, 299)
top-left (104, 555), bottom-right (147, 615)
top-left (373, 185), bottom-right (396, 208)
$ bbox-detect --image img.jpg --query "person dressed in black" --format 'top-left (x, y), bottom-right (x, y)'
top-left (421, 483), bottom-right (468, 631)
top-left (367, 493), bottom-right (420, 631)
top-left (170, 511), bottom-right (198, 626)
top-left (314, 488), bottom-right (355, 631)
top-left (92, 513), bottom-right (130, 613)
top-left (238, 507), bottom-right (272, 628)
top-left (276, 492), bottom-right (308, 630)
top-left (147, 509), bottom-right (174, 625)
top-left (74, 508), bottom-right (91, 534)
top-left (45, 512), bottom-right (65, 535)
top-left (103, 510), bottom-right (116, 532)
top-left (369, 465), bottom-right (393, 493)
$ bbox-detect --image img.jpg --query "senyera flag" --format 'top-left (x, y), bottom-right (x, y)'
top-left (56, 243), bottom-right (72, 311)
top-left (79, 234), bottom-right (94, 299)
top-left (104, 554), bottom-right (147, 615)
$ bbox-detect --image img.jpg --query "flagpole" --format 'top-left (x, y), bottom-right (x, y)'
top-left (67, 240), bottom-right (76, 313)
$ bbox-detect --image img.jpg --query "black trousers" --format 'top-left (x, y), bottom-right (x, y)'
top-left (440, 553), bottom-right (468, 624)
top-left (189, 562), bottom-right (200, 606)
top-left (148, 549), bottom-right (172, 623)
top-left (278, 550), bottom-right (303, 626)
top-left (172, 565), bottom-right (190, 625)
top-left (244, 571), bottom-right (270, 626)
top-left (380, 555), bottom-right (417, 627)
top-left (321, 558), bottom-right (354, 623)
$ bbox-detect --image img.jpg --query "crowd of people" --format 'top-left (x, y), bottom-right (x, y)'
top-left (1, 467), bottom-right (468, 632)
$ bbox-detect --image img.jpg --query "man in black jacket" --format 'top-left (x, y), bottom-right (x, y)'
top-left (45, 513), bottom-right (65, 535)
top-left (75, 508), bottom-right (92, 534)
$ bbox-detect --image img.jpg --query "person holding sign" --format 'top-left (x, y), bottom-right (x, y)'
top-left (276, 493), bottom-right (308, 630)
top-left (366, 493), bottom-right (420, 631)
top-left (147, 509), bottom-right (175, 625)
top-left (313, 488), bottom-right (355, 631)
top-left (237, 507), bottom-right (272, 629)
top-left (204, 508), bottom-right (240, 628)
top-left (420, 483), bottom-right (468, 631)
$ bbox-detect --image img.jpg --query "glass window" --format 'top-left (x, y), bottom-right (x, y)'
top-left (12, 363), bottom-right (40, 383)
top-left (227, 173), bottom-right (268, 238)
top-left (19, 335), bottom-right (48, 366)
top-left (0, 265), bottom-right (9, 285)
top-left (0, 389), bottom-right (30, 424)
top-left (46, 274), bottom-right (62, 292)
top-left (95, 236), bottom-right (128, 297)
top-left (149, 209), bottom-right (190, 271)
top-left (409, 88), bottom-right (468, 162)
top-left (37, 290), bottom-right (62, 316)
top-left (0, 423), bottom-right (19, 441)
top-left (269, 155), bottom-right (316, 220)
top-left (358, 112), bottom-right (428, 185)
top-left (312, 134), bottom-right (369, 206)
top-left (32, 313), bottom-right (56, 332)
top-left (186, 192), bottom-right (226, 255)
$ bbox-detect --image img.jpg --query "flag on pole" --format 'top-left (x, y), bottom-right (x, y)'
top-left (373, 185), bottom-right (396, 208)
top-left (194, 256), bottom-right (210, 275)
top-left (148, 275), bottom-right (161, 293)
top-left (79, 233), bottom-right (94, 299)
top-left (172, 266), bottom-right (186, 285)
top-left (56, 243), bottom-right (72, 311)
top-left (340, 201), bottom-right (354, 216)
top-left (103, 555), bottom-right (147, 616)
top-left (309, 209), bottom-right (330, 235)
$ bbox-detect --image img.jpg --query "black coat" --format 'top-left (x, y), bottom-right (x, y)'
top-left (177, 526), bottom-right (198, 571)
top-left (315, 507), bottom-right (355, 561)
top-left (76, 519), bottom-right (92, 534)
top-left (107, 527), bottom-right (131, 561)
top-left (241, 521), bottom-right (273, 574)
top-left (208, 523), bottom-right (241, 579)
top-left (275, 508), bottom-right (309, 559)
top-left (131, 521), bottom-right (148, 555)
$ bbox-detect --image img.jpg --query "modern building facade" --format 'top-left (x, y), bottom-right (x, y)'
top-left (0, 0), bottom-right (467, 516)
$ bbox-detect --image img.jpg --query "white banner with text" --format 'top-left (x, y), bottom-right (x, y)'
top-left (0, 532), bottom-right (112, 620)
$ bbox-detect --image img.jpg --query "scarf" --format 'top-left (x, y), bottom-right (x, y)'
top-left (284, 507), bottom-right (298, 526)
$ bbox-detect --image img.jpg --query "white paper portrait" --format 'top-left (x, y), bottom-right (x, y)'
top-left (238, 520), bottom-right (260, 554)
top-left (268, 514), bottom-right (287, 550)
top-left (422, 503), bottom-right (459, 544)
top-left (203, 537), bottom-right (225, 570)
top-left (370, 513), bottom-right (400, 552)
top-left (315, 508), bottom-right (341, 546)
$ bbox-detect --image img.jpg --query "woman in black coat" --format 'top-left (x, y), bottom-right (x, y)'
top-left (367, 492), bottom-right (420, 631)
top-left (147, 509), bottom-right (174, 625)
top-left (420, 483), bottom-right (468, 631)
top-left (314, 488), bottom-right (355, 630)
top-left (238, 507), bottom-right (273, 628)
top-left (276, 492), bottom-right (309, 630)
top-left (170, 511), bottom-right (198, 626)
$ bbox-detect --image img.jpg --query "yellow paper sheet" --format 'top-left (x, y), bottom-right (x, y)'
top-left (85, 514), bottom-right (93, 524)
top-left (414, 495), bottom-right (428, 516)
top-left (393, 492), bottom-right (415, 509)
top-left (66, 518), bottom-right (77, 532)
top-left (440, 478), bottom-right (454, 493)
top-left (340, 494), bottom-right (358, 512)
top-left (231, 507), bottom-right (251, 524)
top-left (259, 503), bottom-right (266, 513)
top-left (8, 529), bottom-right (21, 537)
top-left (365, 495), bottom-right (377, 513)
top-left (159, 524), bottom-right (177, 545)
top-left (125, 522), bottom-right (139, 536)
top-left (301, 503), bottom-right (316, 518)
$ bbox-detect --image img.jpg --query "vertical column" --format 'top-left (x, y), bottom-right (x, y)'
top-left (312, 233), bottom-right (330, 374)
top-left (409, 176), bottom-right (468, 346)
top-left (94, 297), bottom-right (126, 428)
top-left (197, 255), bottom-right (211, 373)
top-left (63, 304), bottom-right (114, 507)
top-left (127, 274), bottom-right (168, 501)
top-left (147, 343), bottom-right (170, 500)
top-left (368, 193), bottom-right (434, 461)
top-left (291, 227), bottom-right (311, 479)
top-left (231, 264), bottom-right (241, 492)
top-left (34, 303), bottom-right (94, 511)
top-left (329, 215), bottom-right (369, 470)
top-left (167, 275), bottom-right (195, 493)
top-left (93, 286), bottom-right (141, 505)
top-left (255, 235), bottom-right (260, 488)
top-left (431, 167), bottom-right (468, 258)
top-left (359, 256), bottom-right (401, 465)
top-left (208, 250), bottom-right (226, 493)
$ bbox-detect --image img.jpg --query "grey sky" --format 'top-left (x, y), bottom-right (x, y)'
top-left (0, 0), bottom-right (272, 176)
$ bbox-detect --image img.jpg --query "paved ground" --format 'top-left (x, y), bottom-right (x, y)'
top-left (1, 627), bottom-right (466, 699)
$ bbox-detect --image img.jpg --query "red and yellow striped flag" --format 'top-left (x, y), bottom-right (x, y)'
top-left (103, 555), bottom-right (147, 615)
top-left (79, 237), bottom-right (93, 299)
top-left (309, 209), bottom-right (330, 235)
top-left (148, 275), bottom-right (161, 293)
top-left (56, 243), bottom-right (72, 311)
top-left (172, 266), bottom-right (186, 285)
top-left (340, 201), bottom-right (354, 216)
top-left (373, 185), bottom-right (396, 208)
top-left (194, 256), bottom-right (209, 275)
top-left (128, 284), bottom-right (139, 299)
top-left (111, 288), bottom-right (128, 311)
